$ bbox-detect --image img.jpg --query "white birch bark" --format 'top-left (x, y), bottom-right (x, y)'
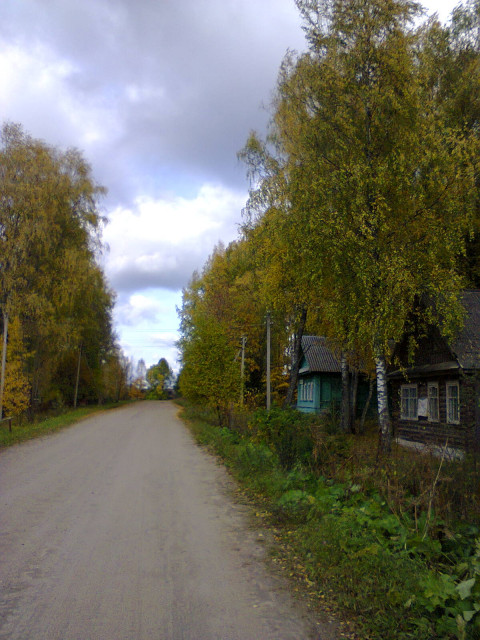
top-left (375, 349), bottom-right (392, 454)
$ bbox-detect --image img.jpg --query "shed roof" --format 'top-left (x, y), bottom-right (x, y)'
top-left (300, 336), bottom-right (341, 374)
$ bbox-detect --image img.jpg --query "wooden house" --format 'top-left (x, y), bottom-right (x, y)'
top-left (297, 336), bottom-right (342, 414)
top-left (297, 336), bottom-right (374, 416)
top-left (388, 290), bottom-right (480, 450)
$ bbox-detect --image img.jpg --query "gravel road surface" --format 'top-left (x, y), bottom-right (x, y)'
top-left (0, 402), bottom-right (337, 640)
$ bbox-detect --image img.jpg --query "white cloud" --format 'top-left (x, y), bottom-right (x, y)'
top-left (104, 184), bottom-right (245, 293)
top-left (116, 294), bottom-right (167, 326)
top-left (113, 290), bottom-right (182, 369)
top-left (120, 331), bottom-right (181, 372)
top-left (122, 185), bottom-right (242, 243)
top-left (0, 41), bottom-right (125, 160)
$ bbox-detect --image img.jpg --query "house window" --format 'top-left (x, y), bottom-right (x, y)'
top-left (304, 381), bottom-right (313, 402)
top-left (299, 381), bottom-right (314, 402)
top-left (400, 384), bottom-right (418, 420)
top-left (446, 382), bottom-right (460, 424)
top-left (427, 382), bottom-right (439, 422)
top-left (299, 381), bottom-right (304, 402)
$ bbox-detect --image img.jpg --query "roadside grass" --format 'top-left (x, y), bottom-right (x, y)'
top-left (0, 402), bottom-right (129, 449)
top-left (178, 400), bottom-right (480, 640)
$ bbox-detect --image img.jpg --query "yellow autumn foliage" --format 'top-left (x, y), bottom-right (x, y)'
top-left (1, 317), bottom-right (30, 417)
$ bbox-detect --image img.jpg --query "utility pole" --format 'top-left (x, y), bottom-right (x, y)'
top-left (0, 307), bottom-right (8, 420)
top-left (266, 312), bottom-right (271, 410)
top-left (73, 344), bottom-right (82, 409)
top-left (240, 335), bottom-right (246, 407)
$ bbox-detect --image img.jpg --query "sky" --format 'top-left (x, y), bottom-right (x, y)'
top-left (0, 0), bottom-right (458, 373)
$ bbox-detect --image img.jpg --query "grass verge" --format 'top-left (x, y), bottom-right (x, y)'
top-left (0, 402), bottom-right (129, 449)
top-left (178, 401), bottom-right (480, 640)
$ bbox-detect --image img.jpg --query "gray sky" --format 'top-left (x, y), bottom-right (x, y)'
top-left (0, 0), bottom-right (458, 370)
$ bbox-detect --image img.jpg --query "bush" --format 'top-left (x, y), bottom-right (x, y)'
top-left (250, 407), bottom-right (315, 470)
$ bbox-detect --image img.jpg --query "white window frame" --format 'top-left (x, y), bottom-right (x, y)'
top-left (400, 384), bottom-right (418, 420)
top-left (306, 381), bottom-right (313, 402)
top-left (299, 380), bottom-right (314, 403)
top-left (446, 381), bottom-right (460, 425)
top-left (427, 382), bottom-right (439, 422)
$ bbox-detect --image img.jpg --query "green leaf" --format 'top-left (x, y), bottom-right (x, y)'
top-left (456, 577), bottom-right (476, 600)
top-left (462, 609), bottom-right (476, 622)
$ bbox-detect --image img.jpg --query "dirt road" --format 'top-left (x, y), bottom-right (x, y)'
top-left (0, 402), bottom-right (336, 640)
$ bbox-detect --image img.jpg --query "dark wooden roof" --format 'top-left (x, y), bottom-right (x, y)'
top-left (389, 289), bottom-right (480, 377)
top-left (451, 290), bottom-right (480, 370)
top-left (300, 336), bottom-right (341, 374)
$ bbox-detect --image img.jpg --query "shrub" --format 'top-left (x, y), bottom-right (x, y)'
top-left (250, 407), bottom-right (315, 470)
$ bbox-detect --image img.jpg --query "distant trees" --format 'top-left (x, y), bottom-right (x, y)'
top-left (146, 358), bottom-right (174, 399)
top-left (178, 0), bottom-right (480, 454)
top-left (177, 240), bottom-right (294, 421)
top-left (177, 247), bottom-right (249, 421)
top-left (0, 122), bottom-right (129, 416)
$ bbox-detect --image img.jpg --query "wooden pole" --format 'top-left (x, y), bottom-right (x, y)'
top-left (240, 335), bottom-right (246, 407)
top-left (73, 345), bottom-right (82, 409)
top-left (0, 309), bottom-right (9, 420)
top-left (266, 312), bottom-right (271, 410)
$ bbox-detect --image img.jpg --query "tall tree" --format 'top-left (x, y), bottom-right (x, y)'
top-left (0, 122), bottom-right (115, 413)
top-left (178, 269), bottom-right (239, 422)
top-left (242, 0), bottom-right (478, 453)
top-left (239, 139), bottom-right (317, 409)
top-left (177, 238), bottom-right (286, 415)
top-left (424, 1), bottom-right (480, 286)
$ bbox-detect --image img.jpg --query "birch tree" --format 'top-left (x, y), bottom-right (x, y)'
top-left (243, 0), bottom-right (478, 453)
top-left (0, 122), bottom-right (114, 412)
top-left (239, 136), bottom-right (318, 410)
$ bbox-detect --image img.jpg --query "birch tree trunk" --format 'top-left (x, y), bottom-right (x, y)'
top-left (375, 350), bottom-right (392, 455)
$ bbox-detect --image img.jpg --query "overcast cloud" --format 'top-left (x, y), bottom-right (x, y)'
top-left (1, 0), bottom-right (457, 370)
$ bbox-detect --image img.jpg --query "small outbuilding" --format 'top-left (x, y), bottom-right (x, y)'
top-left (296, 336), bottom-right (375, 417)
top-left (297, 336), bottom-right (342, 414)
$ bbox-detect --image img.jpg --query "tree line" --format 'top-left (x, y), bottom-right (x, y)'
top-left (0, 122), bottom-right (132, 418)
top-left (177, 0), bottom-right (480, 453)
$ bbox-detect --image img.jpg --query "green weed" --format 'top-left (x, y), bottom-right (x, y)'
top-left (178, 401), bottom-right (480, 639)
top-left (249, 407), bottom-right (315, 470)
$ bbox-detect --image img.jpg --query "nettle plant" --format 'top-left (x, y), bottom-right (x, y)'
top-left (410, 535), bottom-right (480, 639)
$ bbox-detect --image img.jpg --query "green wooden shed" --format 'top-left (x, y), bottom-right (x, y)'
top-left (297, 336), bottom-right (342, 414)
top-left (297, 336), bottom-right (375, 416)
